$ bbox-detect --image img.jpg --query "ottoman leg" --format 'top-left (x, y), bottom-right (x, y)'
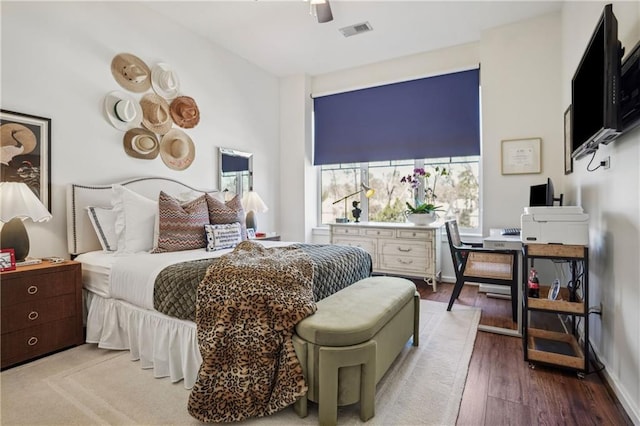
top-left (318, 341), bottom-right (377, 426)
top-left (292, 335), bottom-right (309, 418)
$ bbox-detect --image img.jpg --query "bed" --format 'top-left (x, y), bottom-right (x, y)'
top-left (66, 177), bottom-right (372, 392)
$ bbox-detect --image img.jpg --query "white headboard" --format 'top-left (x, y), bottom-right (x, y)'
top-left (66, 176), bottom-right (219, 255)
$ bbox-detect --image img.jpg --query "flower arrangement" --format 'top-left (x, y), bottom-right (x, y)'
top-left (400, 166), bottom-right (447, 214)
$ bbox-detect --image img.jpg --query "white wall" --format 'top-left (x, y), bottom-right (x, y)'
top-left (562, 2), bottom-right (640, 422)
top-left (1, 2), bottom-right (280, 258)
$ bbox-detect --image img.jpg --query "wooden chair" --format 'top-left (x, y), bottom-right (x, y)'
top-left (445, 220), bottom-right (518, 322)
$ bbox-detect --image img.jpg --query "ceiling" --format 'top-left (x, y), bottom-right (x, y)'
top-left (145, 1), bottom-right (563, 77)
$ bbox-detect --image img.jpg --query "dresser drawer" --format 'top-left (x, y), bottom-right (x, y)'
top-left (379, 239), bottom-right (430, 258)
top-left (332, 237), bottom-right (377, 268)
top-left (331, 226), bottom-right (362, 236)
top-left (1, 294), bottom-right (77, 334)
top-left (379, 255), bottom-right (431, 275)
top-left (397, 229), bottom-right (434, 241)
top-left (362, 228), bottom-right (394, 238)
top-left (1, 269), bottom-right (76, 307)
top-left (1, 317), bottom-right (79, 369)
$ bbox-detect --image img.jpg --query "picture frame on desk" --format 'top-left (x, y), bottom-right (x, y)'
top-left (0, 248), bottom-right (16, 272)
top-left (246, 228), bottom-right (256, 239)
top-left (501, 137), bottom-right (542, 175)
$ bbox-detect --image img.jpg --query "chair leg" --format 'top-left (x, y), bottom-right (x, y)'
top-left (447, 278), bottom-right (465, 311)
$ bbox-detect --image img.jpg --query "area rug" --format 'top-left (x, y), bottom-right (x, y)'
top-left (0, 300), bottom-right (480, 425)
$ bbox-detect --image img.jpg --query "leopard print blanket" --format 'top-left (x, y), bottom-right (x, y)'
top-left (187, 241), bottom-right (317, 423)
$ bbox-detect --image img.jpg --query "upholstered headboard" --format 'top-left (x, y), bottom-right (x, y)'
top-left (66, 176), bottom-right (219, 255)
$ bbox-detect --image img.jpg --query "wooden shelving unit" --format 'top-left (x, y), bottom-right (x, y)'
top-left (522, 244), bottom-right (589, 376)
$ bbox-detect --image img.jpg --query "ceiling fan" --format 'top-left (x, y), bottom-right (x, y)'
top-left (311, 0), bottom-right (333, 23)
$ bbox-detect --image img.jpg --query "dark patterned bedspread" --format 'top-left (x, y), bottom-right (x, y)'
top-left (153, 243), bottom-right (372, 321)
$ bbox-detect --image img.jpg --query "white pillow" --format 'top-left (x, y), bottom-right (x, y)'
top-left (205, 223), bottom-right (242, 251)
top-left (112, 184), bottom-right (158, 254)
top-left (87, 206), bottom-right (118, 252)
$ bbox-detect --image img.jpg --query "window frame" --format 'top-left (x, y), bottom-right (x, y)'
top-left (318, 156), bottom-right (481, 233)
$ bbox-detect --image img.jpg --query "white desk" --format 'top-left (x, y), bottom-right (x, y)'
top-left (481, 230), bottom-right (523, 337)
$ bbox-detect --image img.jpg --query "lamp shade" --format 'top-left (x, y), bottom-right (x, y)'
top-left (242, 191), bottom-right (269, 214)
top-left (0, 182), bottom-right (52, 223)
top-left (0, 182), bottom-right (52, 262)
top-left (242, 191), bottom-right (268, 232)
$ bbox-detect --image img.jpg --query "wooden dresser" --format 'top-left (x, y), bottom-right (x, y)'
top-left (1, 261), bottom-right (83, 369)
top-left (329, 222), bottom-right (442, 291)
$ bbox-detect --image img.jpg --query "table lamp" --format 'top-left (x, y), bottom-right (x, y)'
top-left (0, 182), bottom-right (52, 262)
top-left (242, 190), bottom-right (268, 232)
top-left (333, 183), bottom-right (375, 223)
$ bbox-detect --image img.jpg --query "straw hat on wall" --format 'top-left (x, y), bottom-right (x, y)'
top-left (170, 96), bottom-right (200, 129)
top-left (104, 91), bottom-right (143, 131)
top-left (160, 128), bottom-right (195, 170)
top-left (123, 128), bottom-right (159, 159)
top-left (111, 53), bottom-right (151, 93)
top-left (151, 63), bottom-right (180, 100)
top-left (140, 93), bottom-right (173, 135)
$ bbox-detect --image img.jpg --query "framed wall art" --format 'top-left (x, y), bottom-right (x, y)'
top-left (0, 248), bottom-right (16, 272)
top-left (501, 137), bottom-right (542, 175)
top-left (564, 105), bottom-right (573, 175)
top-left (0, 109), bottom-right (51, 210)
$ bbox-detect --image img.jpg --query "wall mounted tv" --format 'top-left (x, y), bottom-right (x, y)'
top-left (571, 3), bottom-right (623, 160)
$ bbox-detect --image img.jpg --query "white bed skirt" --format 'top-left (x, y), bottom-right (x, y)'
top-left (84, 291), bottom-right (202, 389)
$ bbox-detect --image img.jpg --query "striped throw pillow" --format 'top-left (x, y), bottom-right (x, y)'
top-left (152, 191), bottom-right (209, 253)
top-left (205, 194), bottom-right (247, 240)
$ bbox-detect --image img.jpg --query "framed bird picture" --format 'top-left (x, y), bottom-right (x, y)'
top-left (1, 110), bottom-right (51, 211)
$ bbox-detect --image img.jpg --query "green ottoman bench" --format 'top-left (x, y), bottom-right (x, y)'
top-left (292, 276), bottom-right (420, 425)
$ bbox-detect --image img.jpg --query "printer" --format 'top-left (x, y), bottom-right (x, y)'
top-left (521, 206), bottom-right (589, 245)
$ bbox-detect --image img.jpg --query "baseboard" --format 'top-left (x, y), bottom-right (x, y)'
top-left (589, 340), bottom-right (640, 424)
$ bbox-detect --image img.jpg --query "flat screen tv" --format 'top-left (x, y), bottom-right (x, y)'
top-left (571, 3), bottom-right (622, 160)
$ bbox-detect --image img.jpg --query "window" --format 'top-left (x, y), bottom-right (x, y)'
top-left (320, 156), bottom-right (480, 231)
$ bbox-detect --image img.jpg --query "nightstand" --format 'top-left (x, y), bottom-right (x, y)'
top-left (254, 232), bottom-right (281, 241)
top-left (1, 260), bottom-right (83, 369)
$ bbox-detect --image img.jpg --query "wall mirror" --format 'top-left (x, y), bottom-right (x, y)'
top-left (218, 147), bottom-right (253, 197)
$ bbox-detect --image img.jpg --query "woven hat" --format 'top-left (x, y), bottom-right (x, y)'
top-left (123, 128), bottom-right (159, 160)
top-left (111, 53), bottom-right (151, 93)
top-left (104, 91), bottom-right (142, 131)
top-left (151, 63), bottom-right (180, 100)
top-left (160, 129), bottom-right (195, 171)
top-left (170, 96), bottom-right (200, 129)
top-left (140, 93), bottom-right (173, 135)
top-left (1, 123), bottom-right (36, 166)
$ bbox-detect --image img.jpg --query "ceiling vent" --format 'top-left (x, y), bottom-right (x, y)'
top-left (339, 21), bottom-right (373, 38)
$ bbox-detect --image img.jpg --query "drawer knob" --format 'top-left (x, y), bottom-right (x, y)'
top-left (27, 285), bottom-right (38, 295)
top-left (397, 247), bottom-right (412, 252)
top-left (413, 232), bottom-right (417, 237)
top-left (398, 259), bottom-right (413, 265)
top-left (27, 337), bottom-right (39, 346)
top-left (28, 311), bottom-right (39, 321)
top-left (377, 231), bottom-right (380, 235)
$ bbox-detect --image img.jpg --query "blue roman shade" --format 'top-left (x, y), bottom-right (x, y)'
top-left (313, 68), bottom-right (480, 165)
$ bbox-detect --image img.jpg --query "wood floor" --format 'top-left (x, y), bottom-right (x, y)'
top-left (415, 280), bottom-right (632, 426)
